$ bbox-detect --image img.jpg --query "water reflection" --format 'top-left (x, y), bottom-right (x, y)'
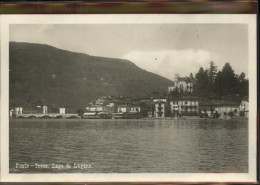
top-left (10, 119), bottom-right (248, 173)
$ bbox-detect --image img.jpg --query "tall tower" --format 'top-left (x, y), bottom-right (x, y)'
top-left (174, 73), bottom-right (179, 82)
top-left (190, 73), bottom-right (194, 82)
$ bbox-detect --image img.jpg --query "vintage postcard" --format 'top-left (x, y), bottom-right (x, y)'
top-left (0, 14), bottom-right (257, 182)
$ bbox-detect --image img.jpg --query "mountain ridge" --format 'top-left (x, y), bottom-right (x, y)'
top-left (9, 42), bottom-right (174, 108)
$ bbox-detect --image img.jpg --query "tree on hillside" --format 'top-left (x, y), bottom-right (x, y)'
top-left (192, 62), bottom-right (248, 100)
top-left (238, 72), bottom-right (249, 97)
top-left (214, 63), bottom-right (237, 97)
top-left (214, 71), bottom-right (221, 98)
top-left (151, 91), bottom-right (160, 97)
top-left (239, 72), bottom-right (246, 81)
top-left (194, 67), bottom-right (210, 97)
top-left (208, 61), bottom-right (218, 86)
top-left (170, 87), bottom-right (180, 97)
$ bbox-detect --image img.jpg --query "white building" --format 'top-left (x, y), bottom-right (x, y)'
top-left (239, 100), bottom-right (249, 117)
top-left (15, 107), bottom-right (23, 115)
top-left (215, 106), bottom-right (239, 116)
top-left (42, 105), bottom-right (59, 114)
top-left (170, 98), bottom-right (199, 116)
top-left (168, 74), bottom-right (194, 93)
top-left (153, 99), bottom-right (167, 118)
top-left (130, 106), bottom-right (141, 113)
top-left (168, 81), bottom-right (193, 93)
top-left (59, 108), bottom-right (66, 114)
top-left (153, 99), bottom-right (167, 103)
top-left (117, 105), bottom-right (130, 113)
top-left (10, 109), bottom-right (14, 118)
top-left (199, 100), bottom-right (240, 117)
top-left (86, 104), bottom-right (105, 112)
top-left (239, 100), bottom-right (249, 112)
top-left (14, 106), bottom-right (42, 115)
top-left (43, 105), bottom-right (48, 114)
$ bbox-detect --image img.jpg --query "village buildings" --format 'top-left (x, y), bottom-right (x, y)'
top-left (10, 93), bottom-right (248, 119)
top-left (83, 96), bottom-right (116, 118)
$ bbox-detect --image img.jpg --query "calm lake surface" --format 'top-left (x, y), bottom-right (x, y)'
top-left (10, 118), bottom-right (248, 173)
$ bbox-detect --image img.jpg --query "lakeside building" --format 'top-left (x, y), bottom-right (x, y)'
top-left (43, 105), bottom-right (76, 115)
top-left (199, 101), bottom-right (216, 116)
top-left (14, 106), bottom-right (42, 115)
top-left (10, 108), bottom-right (14, 118)
top-left (12, 104), bottom-right (78, 118)
top-left (109, 99), bottom-right (152, 119)
top-left (168, 73), bottom-right (194, 93)
top-left (199, 100), bottom-right (240, 117)
top-left (153, 99), bottom-right (167, 118)
top-left (128, 103), bottom-right (142, 119)
top-left (42, 104), bottom-right (59, 114)
top-left (129, 105), bottom-right (141, 113)
top-left (84, 96), bottom-right (118, 118)
top-left (83, 112), bottom-right (99, 119)
top-left (104, 102), bottom-right (116, 114)
top-left (14, 107), bottom-right (23, 115)
top-left (125, 112), bottom-right (142, 119)
top-left (140, 100), bottom-right (155, 118)
top-left (86, 97), bottom-right (119, 113)
top-left (59, 107), bottom-right (77, 114)
top-left (215, 102), bottom-right (239, 117)
top-left (84, 104), bottom-right (108, 119)
top-left (86, 104), bottom-right (106, 112)
top-left (114, 104), bottom-right (142, 119)
top-left (239, 99), bottom-right (249, 118)
top-left (170, 97), bottom-right (199, 116)
top-left (117, 104), bottom-right (130, 113)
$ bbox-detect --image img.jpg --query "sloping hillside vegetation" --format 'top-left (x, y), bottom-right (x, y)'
top-left (10, 42), bottom-right (173, 108)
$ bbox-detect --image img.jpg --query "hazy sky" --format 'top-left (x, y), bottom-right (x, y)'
top-left (10, 24), bottom-right (248, 80)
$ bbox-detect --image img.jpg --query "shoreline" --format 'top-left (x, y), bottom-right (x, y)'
top-left (9, 116), bottom-right (248, 121)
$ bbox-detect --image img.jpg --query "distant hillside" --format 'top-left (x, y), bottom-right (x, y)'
top-left (9, 42), bottom-right (174, 108)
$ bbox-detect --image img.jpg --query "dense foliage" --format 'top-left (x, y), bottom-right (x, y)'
top-left (193, 61), bottom-right (248, 101)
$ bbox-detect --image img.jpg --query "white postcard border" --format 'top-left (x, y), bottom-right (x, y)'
top-left (0, 14), bottom-right (257, 182)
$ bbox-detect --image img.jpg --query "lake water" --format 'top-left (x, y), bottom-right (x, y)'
top-left (9, 118), bottom-right (248, 173)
